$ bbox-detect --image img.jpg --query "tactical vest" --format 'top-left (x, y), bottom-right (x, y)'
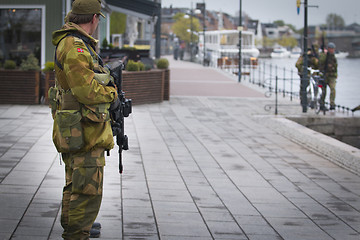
top-left (50, 33), bottom-right (111, 110)
top-left (49, 33), bottom-right (113, 153)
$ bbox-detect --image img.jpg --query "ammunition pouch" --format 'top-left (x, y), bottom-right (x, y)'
top-left (53, 110), bottom-right (84, 153)
top-left (82, 103), bottom-right (110, 123)
top-left (48, 87), bottom-right (58, 118)
top-left (60, 90), bottom-right (81, 110)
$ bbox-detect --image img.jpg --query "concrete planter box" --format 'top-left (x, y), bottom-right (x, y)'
top-left (0, 70), bottom-right (40, 104)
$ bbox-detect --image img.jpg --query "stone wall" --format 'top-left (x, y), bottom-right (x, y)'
top-left (288, 116), bottom-right (360, 149)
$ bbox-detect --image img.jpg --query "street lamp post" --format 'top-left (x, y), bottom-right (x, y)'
top-left (186, 4), bottom-right (201, 62)
top-left (238, 0), bottom-right (242, 82)
top-left (203, 3), bottom-right (206, 66)
top-left (300, 0), bottom-right (318, 113)
top-left (301, 0), bottom-right (308, 113)
top-left (190, 7), bottom-right (194, 62)
top-left (197, 2), bottom-right (206, 66)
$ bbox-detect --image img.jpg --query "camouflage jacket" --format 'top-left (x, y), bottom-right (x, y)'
top-left (319, 52), bottom-right (337, 78)
top-left (295, 55), bottom-right (319, 76)
top-left (52, 22), bottom-right (117, 154)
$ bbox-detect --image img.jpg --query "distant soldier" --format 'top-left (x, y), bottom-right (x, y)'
top-left (295, 48), bottom-right (319, 77)
top-left (295, 47), bottom-right (319, 106)
top-left (319, 42), bottom-right (338, 110)
top-left (51, 0), bottom-right (118, 238)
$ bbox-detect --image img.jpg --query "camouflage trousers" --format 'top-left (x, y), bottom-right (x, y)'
top-left (61, 148), bottom-right (105, 240)
top-left (321, 77), bottom-right (337, 107)
top-left (299, 75), bottom-right (309, 106)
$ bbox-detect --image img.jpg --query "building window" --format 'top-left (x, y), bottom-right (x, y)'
top-left (0, 8), bottom-right (42, 66)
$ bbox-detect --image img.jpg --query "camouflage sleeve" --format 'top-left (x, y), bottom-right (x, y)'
top-left (62, 39), bottom-right (117, 105)
top-left (295, 56), bottom-right (303, 72)
top-left (318, 53), bottom-right (326, 72)
top-left (311, 57), bottom-right (319, 69)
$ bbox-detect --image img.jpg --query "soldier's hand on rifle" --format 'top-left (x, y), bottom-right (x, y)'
top-left (109, 97), bottom-right (121, 136)
top-left (109, 97), bottom-right (120, 112)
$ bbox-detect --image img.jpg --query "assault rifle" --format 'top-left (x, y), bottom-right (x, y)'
top-left (311, 44), bottom-right (318, 59)
top-left (107, 60), bottom-right (132, 174)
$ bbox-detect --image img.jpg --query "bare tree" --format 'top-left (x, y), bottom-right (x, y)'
top-left (326, 13), bottom-right (345, 29)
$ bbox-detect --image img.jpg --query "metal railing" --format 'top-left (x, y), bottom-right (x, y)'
top-left (214, 56), bottom-right (354, 115)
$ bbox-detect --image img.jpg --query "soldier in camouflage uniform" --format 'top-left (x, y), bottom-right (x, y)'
top-left (50, 0), bottom-right (118, 239)
top-left (295, 47), bottom-right (319, 106)
top-left (319, 42), bottom-right (338, 110)
top-left (295, 46), bottom-right (320, 77)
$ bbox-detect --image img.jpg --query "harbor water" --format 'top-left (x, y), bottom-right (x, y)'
top-left (259, 58), bottom-right (360, 111)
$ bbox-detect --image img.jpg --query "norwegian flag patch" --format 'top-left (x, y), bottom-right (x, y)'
top-left (77, 48), bottom-right (84, 53)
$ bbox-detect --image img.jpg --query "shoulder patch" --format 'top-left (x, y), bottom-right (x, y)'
top-left (77, 48), bottom-right (84, 53)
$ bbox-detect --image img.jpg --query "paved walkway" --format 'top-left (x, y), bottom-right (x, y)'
top-left (0, 58), bottom-right (360, 240)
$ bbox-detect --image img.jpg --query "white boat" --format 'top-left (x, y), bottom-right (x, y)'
top-left (271, 47), bottom-right (291, 58)
top-left (335, 51), bottom-right (349, 58)
top-left (198, 29), bottom-right (260, 67)
top-left (290, 46), bottom-right (302, 58)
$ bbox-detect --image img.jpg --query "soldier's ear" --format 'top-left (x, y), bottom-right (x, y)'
top-left (91, 14), bottom-right (98, 24)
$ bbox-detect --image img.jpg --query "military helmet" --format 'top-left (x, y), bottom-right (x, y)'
top-left (328, 42), bottom-right (336, 49)
top-left (72, 0), bottom-right (105, 18)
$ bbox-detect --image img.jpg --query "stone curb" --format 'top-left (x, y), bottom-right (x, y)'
top-left (255, 115), bottom-right (360, 175)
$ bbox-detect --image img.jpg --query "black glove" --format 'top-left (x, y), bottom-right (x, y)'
top-left (107, 79), bottom-right (116, 88)
top-left (109, 97), bottom-right (120, 112)
top-left (111, 122), bottom-right (122, 136)
top-left (107, 61), bottom-right (123, 81)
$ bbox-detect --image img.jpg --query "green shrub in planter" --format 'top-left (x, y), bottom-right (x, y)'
top-left (4, 60), bottom-right (16, 69)
top-left (145, 64), bottom-right (152, 71)
top-left (125, 60), bottom-right (140, 71)
top-left (138, 61), bottom-right (145, 71)
top-left (121, 46), bottom-right (137, 51)
top-left (156, 58), bottom-right (169, 69)
top-left (102, 38), bottom-right (108, 49)
top-left (43, 61), bottom-right (55, 72)
top-left (20, 54), bottom-right (40, 71)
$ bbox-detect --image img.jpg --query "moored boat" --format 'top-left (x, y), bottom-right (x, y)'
top-left (335, 51), bottom-right (349, 58)
top-left (271, 47), bottom-right (291, 58)
top-left (198, 29), bottom-right (260, 67)
top-left (290, 46), bottom-right (302, 58)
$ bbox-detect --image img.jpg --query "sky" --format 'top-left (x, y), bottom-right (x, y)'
top-left (160, 0), bottom-right (360, 29)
